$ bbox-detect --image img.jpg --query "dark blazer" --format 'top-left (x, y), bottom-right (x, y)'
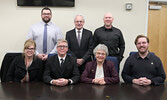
top-left (66, 28), bottom-right (93, 62)
top-left (81, 60), bottom-right (119, 84)
top-left (6, 55), bottom-right (44, 82)
top-left (43, 54), bottom-right (80, 84)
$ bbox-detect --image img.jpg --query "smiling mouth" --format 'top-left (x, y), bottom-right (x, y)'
top-left (140, 48), bottom-right (144, 49)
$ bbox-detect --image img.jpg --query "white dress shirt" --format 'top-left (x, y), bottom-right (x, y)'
top-left (75, 28), bottom-right (83, 39)
top-left (58, 55), bottom-right (66, 65)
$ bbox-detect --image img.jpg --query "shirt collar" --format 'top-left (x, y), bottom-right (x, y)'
top-left (137, 52), bottom-right (151, 59)
top-left (75, 28), bottom-right (83, 33)
top-left (58, 55), bottom-right (66, 61)
top-left (103, 25), bottom-right (113, 31)
top-left (41, 21), bottom-right (52, 26)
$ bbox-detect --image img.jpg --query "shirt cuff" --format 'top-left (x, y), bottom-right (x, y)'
top-left (50, 79), bottom-right (54, 85)
top-left (69, 79), bottom-right (73, 84)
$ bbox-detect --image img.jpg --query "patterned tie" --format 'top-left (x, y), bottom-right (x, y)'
top-left (43, 24), bottom-right (47, 54)
top-left (60, 58), bottom-right (64, 67)
top-left (77, 30), bottom-right (81, 46)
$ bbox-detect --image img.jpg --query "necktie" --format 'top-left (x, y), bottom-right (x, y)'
top-left (77, 30), bottom-right (81, 46)
top-left (43, 24), bottom-right (47, 54)
top-left (60, 59), bottom-right (64, 67)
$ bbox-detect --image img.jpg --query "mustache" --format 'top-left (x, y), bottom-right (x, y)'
top-left (139, 46), bottom-right (145, 49)
top-left (42, 18), bottom-right (50, 23)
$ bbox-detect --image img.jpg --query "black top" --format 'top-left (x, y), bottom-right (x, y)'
top-left (43, 54), bottom-right (80, 84)
top-left (122, 52), bottom-right (166, 85)
top-left (6, 55), bottom-right (44, 82)
top-left (93, 26), bottom-right (125, 61)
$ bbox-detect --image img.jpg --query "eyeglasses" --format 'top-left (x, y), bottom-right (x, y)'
top-left (136, 42), bottom-right (147, 45)
top-left (57, 45), bottom-right (68, 48)
top-left (25, 48), bottom-right (35, 51)
top-left (96, 52), bottom-right (106, 56)
top-left (75, 21), bottom-right (84, 23)
top-left (42, 13), bottom-right (51, 15)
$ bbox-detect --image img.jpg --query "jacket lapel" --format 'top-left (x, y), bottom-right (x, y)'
top-left (72, 29), bottom-right (80, 48)
top-left (80, 29), bottom-right (85, 48)
top-left (91, 61), bottom-right (97, 78)
top-left (102, 60), bottom-right (107, 76)
top-left (17, 58), bottom-right (26, 71)
top-left (54, 55), bottom-right (62, 76)
top-left (60, 55), bottom-right (70, 75)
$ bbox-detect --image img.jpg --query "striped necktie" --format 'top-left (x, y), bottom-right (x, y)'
top-left (77, 30), bottom-right (81, 46)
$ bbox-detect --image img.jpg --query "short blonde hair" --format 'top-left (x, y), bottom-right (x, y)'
top-left (24, 39), bottom-right (36, 51)
top-left (57, 39), bottom-right (68, 47)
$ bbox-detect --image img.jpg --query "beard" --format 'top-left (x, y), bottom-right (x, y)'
top-left (105, 22), bottom-right (112, 28)
top-left (138, 46), bottom-right (148, 54)
top-left (42, 17), bottom-right (51, 23)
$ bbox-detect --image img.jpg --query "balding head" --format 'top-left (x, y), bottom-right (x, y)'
top-left (103, 13), bottom-right (114, 29)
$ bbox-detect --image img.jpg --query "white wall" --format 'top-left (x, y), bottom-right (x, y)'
top-left (0, 0), bottom-right (148, 81)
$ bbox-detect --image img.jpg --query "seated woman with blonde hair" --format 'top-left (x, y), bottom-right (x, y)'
top-left (6, 39), bottom-right (44, 82)
top-left (81, 44), bottom-right (119, 85)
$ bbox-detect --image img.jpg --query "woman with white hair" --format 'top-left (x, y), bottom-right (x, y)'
top-left (81, 44), bottom-right (119, 85)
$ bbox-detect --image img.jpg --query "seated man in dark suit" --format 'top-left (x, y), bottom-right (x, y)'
top-left (43, 39), bottom-right (80, 86)
top-left (122, 35), bottom-right (166, 86)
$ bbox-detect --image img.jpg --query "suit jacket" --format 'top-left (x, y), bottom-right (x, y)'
top-left (6, 55), bottom-right (44, 82)
top-left (66, 28), bottom-right (93, 62)
top-left (81, 60), bottom-right (119, 84)
top-left (43, 54), bottom-right (80, 84)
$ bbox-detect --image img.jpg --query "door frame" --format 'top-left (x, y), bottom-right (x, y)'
top-left (145, 0), bottom-right (149, 36)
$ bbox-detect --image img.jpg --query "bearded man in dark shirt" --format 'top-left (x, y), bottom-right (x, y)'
top-left (93, 13), bottom-right (125, 73)
top-left (122, 35), bottom-right (166, 86)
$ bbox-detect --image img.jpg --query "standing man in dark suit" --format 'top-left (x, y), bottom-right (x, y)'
top-left (66, 15), bottom-right (93, 74)
top-left (43, 39), bottom-right (80, 86)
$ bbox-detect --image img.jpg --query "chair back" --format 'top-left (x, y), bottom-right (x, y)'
top-left (129, 51), bottom-right (155, 56)
top-left (106, 56), bottom-right (119, 73)
top-left (0, 53), bottom-right (22, 82)
top-left (48, 53), bottom-right (57, 58)
top-left (48, 53), bottom-right (71, 58)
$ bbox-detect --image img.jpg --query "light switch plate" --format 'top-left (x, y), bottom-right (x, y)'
top-left (126, 3), bottom-right (132, 10)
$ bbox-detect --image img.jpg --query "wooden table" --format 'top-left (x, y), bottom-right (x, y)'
top-left (0, 82), bottom-right (166, 100)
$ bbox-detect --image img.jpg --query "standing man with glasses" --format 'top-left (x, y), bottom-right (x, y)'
top-left (43, 39), bottom-right (80, 86)
top-left (28, 7), bottom-right (63, 61)
top-left (66, 15), bottom-right (93, 74)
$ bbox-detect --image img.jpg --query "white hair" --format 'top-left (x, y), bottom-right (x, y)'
top-left (93, 44), bottom-right (109, 56)
top-left (74, 15), bottom-right (85, 22)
